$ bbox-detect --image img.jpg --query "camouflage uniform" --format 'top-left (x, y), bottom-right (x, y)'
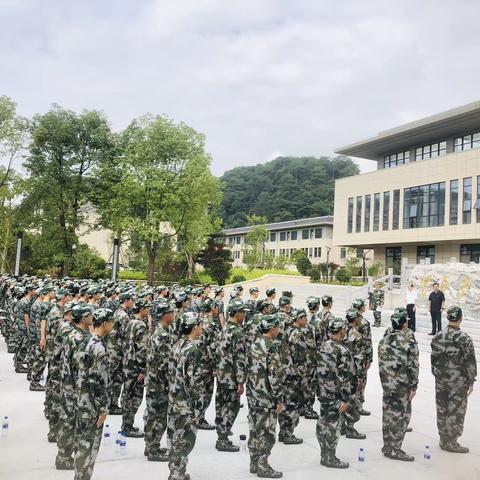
top-left (168, 337), bottom-right (204, 480)
top-left (357, 313), bottom-right (373, 409)
top-left (431, 316), bottom-right (477, 449)
top-left (30, 299), bottom-right (52, 384)
top-left (317, 308), bottom-right (333, 345)
top-left (369, 287), bottom-right (384, 327)
top-left (14, 296), bottom-right (32, 370)
top-left (378, 328), bottom-right (419, 454)
top-left (247, 326), bottom-right (284, 476)
top-left (74, 334), bottom-right (110, 480)
top-left (121, 316), bottom-right (148, 432)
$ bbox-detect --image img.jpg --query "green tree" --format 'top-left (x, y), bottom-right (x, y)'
top-left (197, 237), bottom-right (233, 286)
top-left (344, 248), bottom-right (361, 279)
top-left (335, 267), bottom-right (351, 283)
top-left (294, 250), bottom-right (312, 275)
top-left (242, 215), bottom-right (269, 270)
top-left (71, 244), bottom-right (107, 279)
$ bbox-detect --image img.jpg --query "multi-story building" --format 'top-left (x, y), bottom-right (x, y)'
top-left (333, 101), bottom-right (480, 273)
top-left (222, 216), bottom-right (346, 268)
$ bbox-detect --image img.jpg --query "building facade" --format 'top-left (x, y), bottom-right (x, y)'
top-left (222, 216), bottom-right (346, 268)
top-left (333, 101), bottom-right (480, 273)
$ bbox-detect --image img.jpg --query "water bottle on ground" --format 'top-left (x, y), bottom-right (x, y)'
top-left (239, 434), bottom-right (247, 453)
top-left (115, 431), bottom-right (122, 453)
top-left (120, 434), bottom-right (126, 456)
top-left (358, 448), bottom-right (365, 465)
top-left (424, 445), bottom-right (431, 465)
top-left (1, 417), bottom-right (9, 437)
top-left (103, 424), bottom-right (111, 446)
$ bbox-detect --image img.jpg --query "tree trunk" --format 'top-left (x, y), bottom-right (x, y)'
top-left (186, 252), bottom-right (195, 278)
top-left (146, 240), bottom-right (158, 285)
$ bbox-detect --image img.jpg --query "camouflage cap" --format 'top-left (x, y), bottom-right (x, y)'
top-left (229, 299), bottom-right (249, 314)
top-left (174, 291), bottom-right (188, 303)
top-left (447, 306), bottom-right (462, 321)
top-left (266, 288), bottom-right (276, 296)
top-left (214, 287), bottom-right (224, 296)
top-left (249, 287), bottom-right (259, 294)
top-left (394, 307), bottom-right (408, 320)
top-left (234, 285), bottom-right (244, 292)
top-left (352, 298), bottom-right (366, 310)
top-left (292, 308), bottom-right (308, 321)
top-left (155, 302), bottom-right (174, 317)
top-left (390, 312), bottom-right (407, 328)
top-left (86, 286), bottom-right (100, 296)
top-left (72, 304), bottom-right (94, 322)
top-left (133, 300), bottom-right (150, 313)
top-left (282, 290), bottom-right (293, 298)
top-left (345, 309), bottom-right (360, 323)
top-left (155, 284), bottom-right (167, 292)
top-left (329, 316), bottom-right (347, 333)
top-left (278, 296), bottom-right (291, 306)
top-left (119, 291), bottom-right (134, 303)
top-left (202, 297), bottom-right (216, 312)
top-left (259, 314), bottom-right (280, 332)
top-left (257, 299), bottom-right (273, 311)
top-left (322, 295), bottom-right (333, 306)
top-left (93, 308), bottom-right (114, 323)
top-left (63, 300), bottom-right (78, 313)
top-left (39, 285), bottom-right (55, 295)
top-left (55, 288), bottom-right (70, 300)
top-left (306, 296), bottom-right (320, 309)
top-left (180, 311), bottom-right (201, 329)
top-left (25, 284), bottom-right (37, 292)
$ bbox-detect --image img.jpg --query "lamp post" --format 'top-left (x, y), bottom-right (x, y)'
top-left (326, 246), bottom-right (331, 283)
top-left (14, 232), bottom-right (23, 277)
top-left (111, 238), bottom-right (120, 281)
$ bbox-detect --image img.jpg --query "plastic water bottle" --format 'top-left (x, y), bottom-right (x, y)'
top-left (1, 417), bottom-right (9, 437)
top-left (358, 448), bottom-right (365, 465)
top-left (103, 424), bottom-right (111, 446)
top-left (120, 434), bottom-right (126, 456)
top-left (424, 445), bottom-right (431, 464)
top-left (115, 431), bottom-right (122, 453)
top-left (239, 434), bottom-right (247, 453)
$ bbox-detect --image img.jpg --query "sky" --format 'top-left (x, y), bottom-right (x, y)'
top-left (2, 0), bottom-right (480, 176)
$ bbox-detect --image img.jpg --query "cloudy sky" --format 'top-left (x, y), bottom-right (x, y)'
top-left (2, 0), bottom-right (480, 175)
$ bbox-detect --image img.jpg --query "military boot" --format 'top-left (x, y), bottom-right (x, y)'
top-left (282, 434), bottom-right (303, 445)
top-left (109, 405), bottom-right (122, 415)
top-left (215, 438), bottom-right (239, 452)
top-left (29, 382), bottom-right (45, 392)
top-left (303, 409), bottom-right (319, 420)
top-left (257, 458), bottom-right (283, 478)
top-left (386, 449), bottom-right (415, 462)
top-left (250, 456), bottom-right (259, 474)
top-left (321, 450), bottom-right (349, 469)
top-left (123, 426), bottom-right (144, 438)
top-left (360, 408), bottom-right (371, 416)
top-left (345, 427), bottom-right (366, 440)
top-left (55, 458), bottom-right (74, 470)
top-left (277, 431), bottom-right (285, 443)
top-left (15, 364), bottom-right (28, 374)
top-left (441, 441), bottom-right (469, 454)
top-left (148, 450), bottom-right (169, 462)
top-left (197, 419), bottom-right (216, 430)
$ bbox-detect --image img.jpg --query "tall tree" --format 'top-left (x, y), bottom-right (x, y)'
top-left (242, 215), bottom-right (269, 270)
top-left (24, 106), bottom-right (114, 274)
top-left (93, 115), bottom-right (221, 285)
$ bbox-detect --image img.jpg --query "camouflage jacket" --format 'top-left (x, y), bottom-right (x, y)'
top-left (286, 325), bottom-right (309, 380)
top-left (314, 308), bottom-right (332, 346)
top-left (378, 329), bottom-right (419, 394)
top-left (106, 306), bottom-right (130, 356)
top-left (168, 337), bottom-right (204, 417)
top-left (197, 315), bottom-right (219, 375)
top-left (146, 323), bottom-right (174, 400)
top-left (317, 339), bottom-right (356, 406)
top-left (369, 289), bottom-right (384, 309)
top-left (216, 319), bottom-right (246, 389)
top-left (431, 326), bottom-right (477, 388)
top-left (306, 313), bottom-right (321, 364)
top-left (343, 325), bottom-right (368, 380)
top-left (123, 318), bottom-right (148, 375)
top-left (29, 299), bottom-right (45, 340)
top-left (244, 312), bottom-right (264, 347)
top-left (246, 335), bottom-right (285, 409)
top-left (45, 304), bottom-right (64, 361)
top-left (358, 316), bottom-right (373, 364)
top-left (76, 334), bottom-right (110, 419)
top-left (244, 299), bottom-right (257, 322)
top-left (16, 297), bottom-right (31, 331)
top-left (51, 320), bottom-right (74, 367)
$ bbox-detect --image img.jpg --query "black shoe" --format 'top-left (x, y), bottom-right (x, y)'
top-left (340, 425), bottom-right (346, 436)
top-left (282, 435), bottom-right (303, 445)
top-left (321, 457), bottom-right (349, 469)
top-left (386, 449), bottom-right (415, 462)
top-left (250, 461), bottom-right (258, 474)
top-left (215, 439), bottom-right (239, 452)
top-left (440, 442), bottom-right (469, 453)
top-left (110, 405), bottom-right (122, 415)
top-left (278, 432), bottom-right (285, 443)
top-left (406, 427), bottom-right (412, 433)
top-left (55, 459), bottom-right (74, 470)
top-left (227, 429), bottom-right (233, 436)
top-left (124, 428), bottom-right (144, 438)
top-left (47, 432), bottom-right (57, 443)
top-left (381, 447), bottom-right (391, 456)
top-left (148, 452), bottom-right (169, 462)
top-left (360, 409), bottom-right (371, 416)
top-left (304, 410), bottom-right (319, 420)
top-left (29, 382), bottom-right (45, 392)
top-left (257, 465), bottom-right (283, 478)
top-left (197, 419), bottom-right (216, 430)
top-left (15, 366), bottom-right (28, 373)
top-left (144, 447), bottom-right (148, 457)
top-left (428, 332), bottom-right (435, 336)
top-left (345, 428), bottom-right (366, 440)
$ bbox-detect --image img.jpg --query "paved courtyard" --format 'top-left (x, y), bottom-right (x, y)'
top-left (1, 319), bottom-right (479, 480)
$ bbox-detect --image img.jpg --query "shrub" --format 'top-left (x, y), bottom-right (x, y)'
top-left (335, 267), bottom-right (351, 284)
top-left (308, 265), bottom-right (322, 282)
top-left (71, 244), bottom-right (107, 280)
top-left (231, 274), bottom-right (246, 283)
top-left (295, 253), bottom-right (312, 276)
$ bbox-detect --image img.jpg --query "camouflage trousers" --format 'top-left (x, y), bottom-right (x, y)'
top-left (56, 400), bottom-right (77, 463)
top-left (278, 376), bottom-right (303, 436)
top-left (215, 386), bottom-right (241, 439)
top-left (108, 353), bottom-right (123, 408)
top-left (303, 368), bottom-right (317, 411)
top-left (436, 383), bottom-right (468, 444)
top-left (13, 329), bottom-right (29, 367)
top-left (344, 387), bottom-right (362, 428)
top-left (316, 401), bottom-right (343, 458)
top-left (30, 344), bottom-right (46, 383)
top-left (168, 414), bottom-right (198, 480)
top-left (373, 310), bottom-right (381, 327)
top-left (382, 391), bottom-right (411, 451)
top-left (45, 361), bottom-right (61, 430)
top-left (74, 417), bottom-right (102, 480)
top-left (121, 374), bottom-right (144, 430)
top-left (199, 373), bottom-right (214, 420)
top-left (27, 336), bottom-right (37, 374)
top-left (248, 407), bottom-right (277, 467)
top-left (143, 393), bottom-right (169, 455)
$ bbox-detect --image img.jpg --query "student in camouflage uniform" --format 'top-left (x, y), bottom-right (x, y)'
top-left (245, 287), bottom-right (260, 324)
top-left (369, 282), bottom-right (385, 327)
top-left (56, 304), bottom-right (93, 470)
top-left (168, 312), bottom-right (204, 480)
top-left (244, 299), bottom-right (273, 348)
top-left (74, 308), bottom-right (114, 480)
top-left (317, 295), bottom-right (333, 344)
top-left (144, 303), bottom-right (175, 461)
top-left (121, 300), bottom-right (149, 437)
top-left (341, 309), bottom-right (367, 439)
top-left (247, 314), bottom-right (285, 479)
top-left (213, 287), bottom-right (225, 327)
top-left (316, 317), bottom-right (353, 469)
top-left (378, 312), bottom-right (419, 461)
top-left (266, 288), bottom-right (276, 313)
top-left (275, 296), bottom-right (292, 348)
top-left (107, 292), bottom-right (134, 415)
top-left (14, 285), bottom-right (36, 373)
top-left (278, 308), bottom-right (307, 444)
top-left (431, 306), bottom-right (477, 453)
top-left (215, 299), bottom-right (247, 452)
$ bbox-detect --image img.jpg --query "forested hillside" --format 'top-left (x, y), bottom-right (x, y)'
top-left (219, 156), bottom-right (359, 228)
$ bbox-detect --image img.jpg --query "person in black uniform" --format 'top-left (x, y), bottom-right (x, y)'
top-left (428, 282), bottom-right (445, 335)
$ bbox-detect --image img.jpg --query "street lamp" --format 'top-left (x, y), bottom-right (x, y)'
top-left (326, 246), bottom-right (331, 283)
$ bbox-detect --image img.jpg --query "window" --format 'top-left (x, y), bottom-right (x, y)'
top-left (373, 193), bottom-right (380, 231)
top-left (354, 196), bottom-right (362, 233)
top-left (280, 231), bottom-right (286, 241)
top-left (403, 182), bottom-right (445, 229)
top-left (415, 141), bottom-right (447, 161)
top-left (383, 150), bottom-right (410, 168)
top-left (382, 191), bottom-right (390, 230)
top-left (236, 236), bottom-right (241, 245)
top-left (476, 176), bottom-right (480, 223)
top-left (291, 230), bottom-right (297, 240)
top-left (450, 179), bottom-right (459, 225)
top-left (302, 229), bottom-right (309, 240)
top-left (417, 245), bottom-right (435, 264)
top-left (392, 190), bottom-right (400, 230)
top-left (340, 247), bottom-right (346, 259)
top-left (347, 198), bottom-right (354, 233)
top-left (314, 247), bottom-right (322, 258)
top-left (269, 249), bottom-right (276, 258)
top-left (308, 248), bottom-right (313, 258)
top-left (454, 132), bottom-right (480, 152)
top-left (314, 228), bottom-right (322, 239)
top-left (364, 194), bottom-right (371, 232)
top-left (228, 237), bottom-right (234, 246)
top-left (460, 244), bottom-right (480, 263)
top-left (385, 247), bottom-right (402, 275)
top-left (463, 177), bottom-right (472, 224)
top-left (233, 251), bottom-right (241, 259)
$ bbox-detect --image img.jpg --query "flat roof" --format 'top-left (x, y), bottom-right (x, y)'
top-left (222, 215), bottom-right (333, 235)
top-left (335, 100), bottom-right (480, 160)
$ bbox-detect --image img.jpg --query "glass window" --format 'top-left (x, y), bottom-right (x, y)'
top-left (270, 232), bottom-right (276, 242)
top-left (392, 189), bottom-right (400, 230)
top-left (236, 236), bottom-right (241, 245)
top-left (403, 182), bottom-right (445, 229)
top-left (417, 245), bottom-right (435, 264)
top-left (450, 179), bottom-right (459, 225)
top-left (347, 198), bottom-right (354, 233)
top-left (340, 247), bottom-right (346, 259)
top-left (476, 176), bottom-right (480, 223)
top-left (280, 231), bottom-right (286, 241)
top-left (314, 228), bottom-right (322, 239)
top-left (415, 141), bottom-right (447, 160)
top-left (385, 247), bottom-right (402, 275)
top-left (314, 247), bottom-right (322, 258)
top-left (460, 244), bottom-right (480, 263)
top-left (463, 177), bottom-right (472, 224)
top-left (383, 191), bottom-right (390, 230)
top-left (302, 229), bottom-right (309, 240)
top-left (454, 132), bottom-right (480, 152)
top-left (308, 248), bottom-right (313, 258)
top-left (373, 193), bottom-right (380, 231)
top-left (383, 150), bottom-right (410, 169)
top-left (364, 194), bottom-right (371, 232)
top-left (291, 230), bottom-right (297, 240)
top-left (355, 196), bottom-right (362, 233)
